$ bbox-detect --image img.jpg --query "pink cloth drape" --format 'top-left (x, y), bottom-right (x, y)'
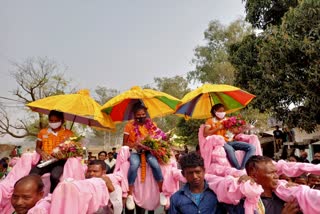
top-left (276, 159), bottom-right (320, 176)
top-left (198, 125), bottom-right (261, 177)
top-left (275, 180), bottom-right (320, 214)
top-left (205, 174), bottom-right (263, 214)
top-left (27, 194), bottom-right (51, 214)
top-left (60, 157), bottom-right (86, 181)
top-left (0, 152), bottom-right (40, 214)
top-left (114, 146), bottom-right (180, 211)
top-left (50, 178), bottom-right (109, 214)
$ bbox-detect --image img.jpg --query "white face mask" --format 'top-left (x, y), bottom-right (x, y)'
top-left (215, 112), bottom-right (226, 119)
top-left (49, 121), bottom-right (62, 129)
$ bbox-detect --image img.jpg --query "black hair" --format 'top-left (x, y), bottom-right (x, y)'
top-left (132, 102), bottom-right (147, 114)
top-left (0, 159), bottom-right (8, 169)
top-left (88, 160), bottom-right (107, 171)
top-left (14, 174), bottom-right (44, 192)
top-left (98, 151), bottom-right (107, 156)
top-left (108, 152), bottom-right (113, 155)
top-left (112, 147), bottom-right (116, 151)
top-left (288, 154), bottom-right (300, 162)
top-left (245, 155), bottom-right (273, 175)
top-left (48, 110), bottom-right (64, 121)
top-left (210, 103), bottom-right (225, 116)
top-left (1, 157), bottom-right (9, 162)
top-left (180, 152), bottom-right (204, 171)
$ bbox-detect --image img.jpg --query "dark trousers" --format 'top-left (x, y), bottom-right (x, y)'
top-left (29, 159), bottom-right (66, 193)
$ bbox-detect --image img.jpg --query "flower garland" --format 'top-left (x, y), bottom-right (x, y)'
top-left (133, 118), bottom-right (167, 140)
top-left (133, 118), bottom-right (167, 182)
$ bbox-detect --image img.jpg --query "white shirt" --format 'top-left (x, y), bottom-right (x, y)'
top-left (105, 158), bottom-right (116, 169)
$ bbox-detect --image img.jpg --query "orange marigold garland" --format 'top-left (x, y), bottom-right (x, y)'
top-left (140, 152), bottom-right (147, 183)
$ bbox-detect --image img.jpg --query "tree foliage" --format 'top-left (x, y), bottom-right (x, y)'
top-left (94, 86), bottom-right (120, 105)
top-left (176, 118), bottom-right (205, 146)
top-left (243, 0), bottom-right (299, 29)
top-left (230, 0), bottom-right (320, 132)
top-left (0, 57), bottom-right (71, 138)
top-left (188, 18), bottom-right (253, 85)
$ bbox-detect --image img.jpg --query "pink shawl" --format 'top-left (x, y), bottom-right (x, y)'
top-left (114, 146), bottom-right (180, 210)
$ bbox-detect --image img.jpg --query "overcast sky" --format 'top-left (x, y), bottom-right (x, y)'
top-left (0, 0), bottom-right (245, 96)
top-left (0, 0), bottom-right (246, 139)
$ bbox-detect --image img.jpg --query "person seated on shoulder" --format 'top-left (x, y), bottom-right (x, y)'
top-left (123, 103), bottom-right (167, 210)
top-left (246, 155), bottom-right (301, 214)
top-left (29, 110), bottom-right (74, 193)
top-left (203, 103), bottom-right (256, 170)
top-left (11, 175), bottom-right (44, 214)
top-left (170, 152), bottom-right (226, 214)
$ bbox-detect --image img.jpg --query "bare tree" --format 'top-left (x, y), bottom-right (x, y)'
top-left (0, 57), bottom-right (71, 138)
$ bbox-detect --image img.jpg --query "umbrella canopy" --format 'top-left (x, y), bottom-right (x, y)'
top-left (101, 86), bottom-right (181, 122)
top-left (26, 89), bottom-right (115, 130)
top-left (175, 84), bottom-right (255, 119)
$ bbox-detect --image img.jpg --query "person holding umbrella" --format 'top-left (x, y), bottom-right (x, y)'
top-left (123, 103), bottom-right (167, 210)
top-left (203, 103), bottom-right (256, 170)
top-left (29, 110), bottom-right (74, 193)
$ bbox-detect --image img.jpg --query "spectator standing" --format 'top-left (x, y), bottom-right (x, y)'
top-left (273, 126), bottom-right (283, 153)
top-left (112, 147), bottom-right (118, 159)
top-left (105, 152), bottom-right (116, 173)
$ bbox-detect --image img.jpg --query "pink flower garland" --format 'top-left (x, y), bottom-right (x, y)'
top-left (133, 118), bottom-right (167, 141)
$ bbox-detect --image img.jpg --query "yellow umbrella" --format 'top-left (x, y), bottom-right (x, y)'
top-left (27, 89), bottom-right (115, 130)
top-left (175, 84), bottom-right (255, 119)
top-left (101, 86), bottom-right (181, 122)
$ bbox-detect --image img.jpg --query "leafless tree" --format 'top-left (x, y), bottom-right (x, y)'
top-left (0, 57), bottom-right (71, 138)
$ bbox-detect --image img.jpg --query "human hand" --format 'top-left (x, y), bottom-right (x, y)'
top-left (238, 175), bottom-right (255, 185)
top-left (40, 151), bottom-right (52, 161)
top-left (101, 175), bottom-right (115, 193)
top-left (281, 199), bottom-right (300, 214)
top-left (286, 181), bottom-right (299, 188)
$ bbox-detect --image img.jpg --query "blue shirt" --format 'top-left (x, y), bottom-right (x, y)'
top-left (169, 181), bottom-right (224, 214)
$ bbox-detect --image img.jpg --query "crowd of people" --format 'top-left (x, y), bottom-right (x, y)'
top-left (1, 104), bottom-right (320, 214)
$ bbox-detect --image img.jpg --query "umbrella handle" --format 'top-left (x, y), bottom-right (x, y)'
top-left (70, 115), bottom-right (77, 130)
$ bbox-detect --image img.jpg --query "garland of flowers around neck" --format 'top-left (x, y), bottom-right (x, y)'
top-left (133, 118), bottom-right (166, 183)
top-left (133, 118), bottom-right (166, 140)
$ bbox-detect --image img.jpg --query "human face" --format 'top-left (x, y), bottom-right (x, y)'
top-left (182, 166), bottom-right (205, 191)
top-left (314, 153), bottom-right (320, 160)
top-left (253, 161), bottom-right (279, 191)
top-left (214, 106), bottom-right (226, 120)
top-left (108, 153), bottom-right (113, 160)
top-left (11, 182), bottom-right (43, 214)
top-left (86, 164), bottom-right (105, 178)
top-left (98, 153), bottom-right (106, 161)
top-left (134, 109), bottom-right (147, 124)
top-left (48, 115), bottom-right (62, 130)
top-left (308, 174), bottom-right (320, 187)
top-left (294, 177), bottom-right (308, 185)
top-left (288, 157), bottom-right (297, 162)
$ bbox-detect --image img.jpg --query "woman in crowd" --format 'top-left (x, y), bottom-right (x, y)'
top-left (123, 103), bottom-right (167, 210)
top-left (203, 103), bottom-right (256, 170)
top-left (29, 110), bottom-right (74, 193)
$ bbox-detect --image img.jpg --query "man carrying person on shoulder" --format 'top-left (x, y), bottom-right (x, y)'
top-left (11, 175), bottom-right (44, 214)
top-left (169, 152), bottom-right (225, 214)
top-left (245, 155), bottom-right (301, 214)
top-left (86, 160), bottom-right (122, 214)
